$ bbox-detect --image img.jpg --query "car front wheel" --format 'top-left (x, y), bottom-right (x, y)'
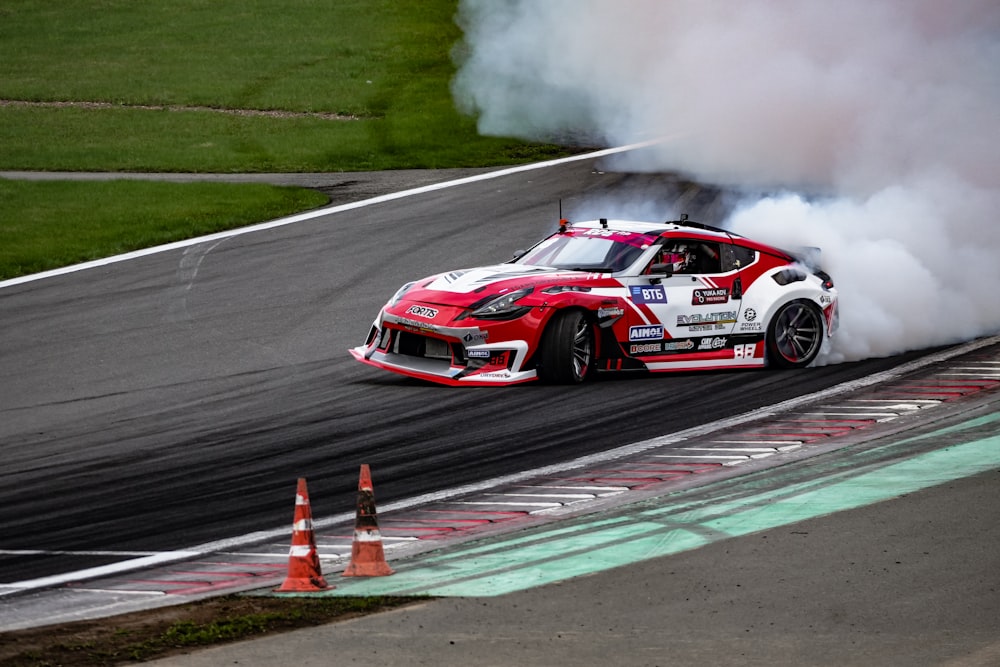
top-left (537, 310), bottom-right (593, 384)
top-left (766, 300), bottom-right (824, 369)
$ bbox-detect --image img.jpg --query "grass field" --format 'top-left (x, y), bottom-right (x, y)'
top-left (0, 179), bottom-right (330, 278)
top-left (0, 0), bottom-right (569, 280)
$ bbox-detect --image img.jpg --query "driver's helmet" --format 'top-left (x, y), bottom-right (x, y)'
top-left (662, 246), bottom-right (690, 272)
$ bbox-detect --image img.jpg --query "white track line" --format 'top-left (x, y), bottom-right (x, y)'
top-left (0, 141), bottom-right (661, 290)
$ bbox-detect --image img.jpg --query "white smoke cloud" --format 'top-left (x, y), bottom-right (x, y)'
top-left (453, 0), bottom-right (1000, 361)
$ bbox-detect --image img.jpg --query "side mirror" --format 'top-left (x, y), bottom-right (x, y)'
top-left (650, 262), bottom-right (674, 277)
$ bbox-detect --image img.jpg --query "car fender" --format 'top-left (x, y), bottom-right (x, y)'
top-left (736, 267), bottom-right (826, 331)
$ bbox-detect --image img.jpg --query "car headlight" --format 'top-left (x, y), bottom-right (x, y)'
top-left (466, 287), bottom-right (534, 320)
top-left (388, 281), bottom-right (416, 306)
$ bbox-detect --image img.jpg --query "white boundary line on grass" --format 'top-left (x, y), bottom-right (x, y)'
top-left (0, 140), bottom-right (660, 290)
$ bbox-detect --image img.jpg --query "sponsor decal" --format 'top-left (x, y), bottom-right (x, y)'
top-left (467, 349), bottom-right (511, 369)
top-left (629, 324), bottom-right (664, 341)
top-left (676, 311), bottom-right (738, 326)
top-left (629, 285), bottom-right (668, 304)
top-left (463, 331), bottom-right (489, 343)
top-left (698, 336), bottom-right (728, 350)
top-left (477, 371), bottom-right (512, 379)
top-left (820, 295), bottom-right (833, 304)
top-left (582, 228), bottom-right (631, 237)
top-left (406, 305), bottom-right (439, 319)
top-left (632, 340), bottom-right (696, 355)
top-left (692, 288), bottom-right (729, 305)
top-left (397, 317), bottom-right (439, 332)
top-left (739, 308), bottom-right (761, 333)
top-left (597, 306), bottom-right (625, 318)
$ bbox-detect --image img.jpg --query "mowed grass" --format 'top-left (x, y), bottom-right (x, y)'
top-left (0, 0), bottom-right (570, 280)
top-left (0, 0), bottom-right (555, 172)
top-left (0, 179), bottom-right (329, 279)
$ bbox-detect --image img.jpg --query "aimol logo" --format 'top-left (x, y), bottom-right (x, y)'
top-left (629, 325), bottom-right (664, 341)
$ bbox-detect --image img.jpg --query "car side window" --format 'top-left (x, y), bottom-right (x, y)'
top-left (646, 239), bottom-right (725, 275)
top-left (689, 242), bottom-right (721, 274)
top-left (721, 244), bottom-right (755, 272)
top-left (665, 239), bottom-right (722, 274)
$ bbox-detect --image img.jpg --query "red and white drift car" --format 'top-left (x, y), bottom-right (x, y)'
top-left (351, 216), bottom-right (838, 386)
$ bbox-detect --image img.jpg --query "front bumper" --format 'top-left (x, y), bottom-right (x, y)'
top-left (350, 343), bottom-right (536, 386)
top-left (350, 311), bottom-right (542, 386)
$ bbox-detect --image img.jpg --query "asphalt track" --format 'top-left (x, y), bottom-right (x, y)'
top-left (0, 155), bottom-right (923, 584)
top-left (2, 157), bottom-right (999, 663)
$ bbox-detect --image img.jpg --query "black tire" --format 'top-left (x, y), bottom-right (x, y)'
top-left (537, 310), bottom-right (593, 384)
top-left (765, 300), bottom-right (824, 369)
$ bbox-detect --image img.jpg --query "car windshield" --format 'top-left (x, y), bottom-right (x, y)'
top-left (514, 229), bottom-right (659, 273)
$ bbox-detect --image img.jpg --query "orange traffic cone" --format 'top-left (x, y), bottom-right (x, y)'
top-left (343, 464), bottom-right (394, 577)
top-left (275, 477), bottom-right (331, 592)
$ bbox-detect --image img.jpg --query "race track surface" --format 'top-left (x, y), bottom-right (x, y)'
top-left (0, 159), bottom-right (953, 586)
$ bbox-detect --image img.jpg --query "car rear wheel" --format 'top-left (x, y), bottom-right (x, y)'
top-left (766, 300), bottom-right (824, 369)
top-left (537, 310), bottom-right (593, 384)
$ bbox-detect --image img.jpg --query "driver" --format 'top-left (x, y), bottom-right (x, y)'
top-left (662, 245), bottom-right (691, 273)
top-left (648, 244), bottom-right (692, 273)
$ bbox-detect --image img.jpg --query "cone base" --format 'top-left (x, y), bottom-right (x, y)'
top-left (342, 561), bottom-right (395, 577)
top-left (274, 576), bottom-right (332, 592)
top-left (343, 541), bottom-right (394, 577)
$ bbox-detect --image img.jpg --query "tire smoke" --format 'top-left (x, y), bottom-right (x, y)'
top-left (452, 0), bottom-right (1000, 361)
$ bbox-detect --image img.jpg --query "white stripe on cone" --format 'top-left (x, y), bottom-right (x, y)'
top-left (353, 529), bottom-right (384, 542)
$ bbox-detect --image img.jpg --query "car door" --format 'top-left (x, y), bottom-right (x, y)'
top-left (621, 238), bottom-right (742, 354)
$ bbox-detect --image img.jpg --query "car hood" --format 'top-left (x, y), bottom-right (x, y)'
top-left (401, 264), bottom-right (599, 307)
